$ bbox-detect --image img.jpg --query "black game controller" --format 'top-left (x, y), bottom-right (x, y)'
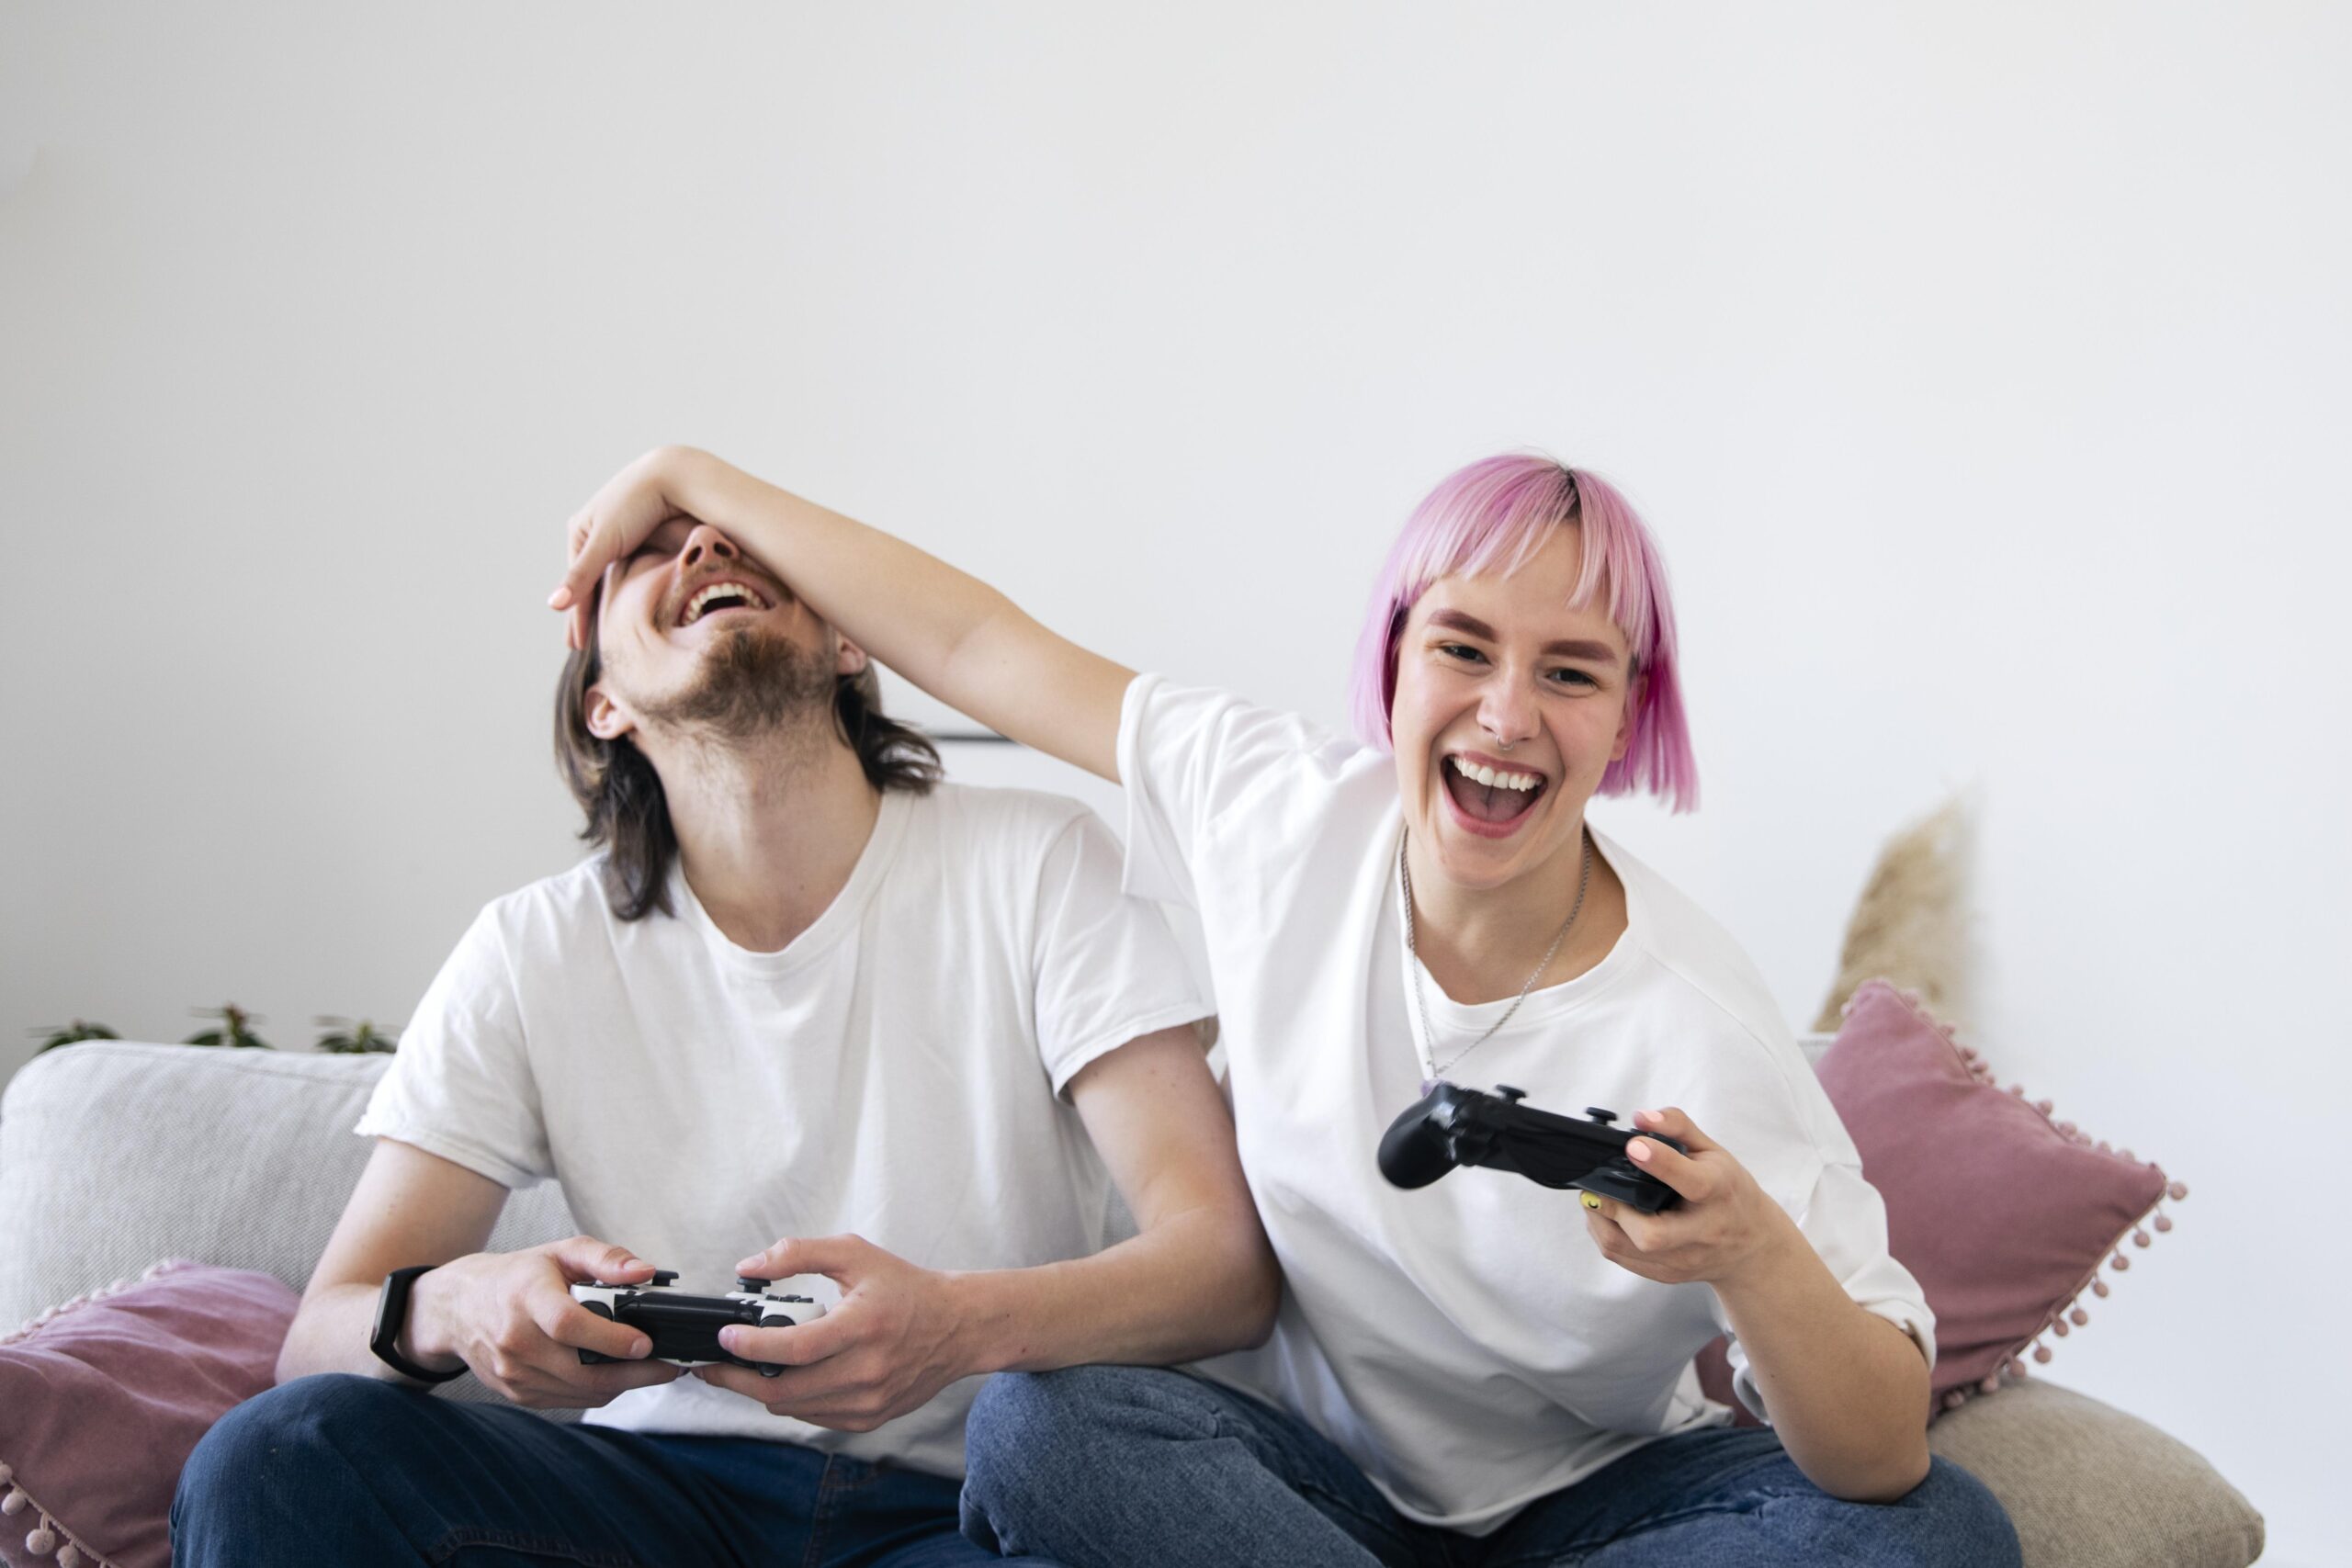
top-left (1377, 1082), bottom-right (1687, 1213)
top-left (571, 1272), bottom-right (824, 1378)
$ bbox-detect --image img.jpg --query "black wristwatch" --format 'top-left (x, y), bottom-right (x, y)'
top-left (370, 1265), bottom-right (467, 1384)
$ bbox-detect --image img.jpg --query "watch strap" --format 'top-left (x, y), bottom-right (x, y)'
top-left (370, 1265), bottom-right (467, 1384)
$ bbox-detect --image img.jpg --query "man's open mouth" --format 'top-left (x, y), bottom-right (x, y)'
top-left (1442, 753), bottom-right (1547, 826)
top-left (677, 580), bottom-right (775, 627)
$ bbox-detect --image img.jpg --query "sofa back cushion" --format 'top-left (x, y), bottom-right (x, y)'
top-left (0, 1042), bottom-right (574, 1331)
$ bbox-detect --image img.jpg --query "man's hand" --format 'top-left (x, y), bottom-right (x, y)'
top-left (407, 1235), bottom-right (684, 1409)
top-left (693, 1234), bottom-right (972, 1433)
top-left (1579, 1108), bottom-right (1800, 1288)
top-left (549, 446), bottom-right (726, 650)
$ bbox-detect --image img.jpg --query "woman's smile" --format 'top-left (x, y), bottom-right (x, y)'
top-left (1437, 750), bottom-right (1551, 837)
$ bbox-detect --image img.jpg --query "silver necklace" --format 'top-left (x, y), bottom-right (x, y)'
top-left (1399, 826), bottom-right (1592, 1086)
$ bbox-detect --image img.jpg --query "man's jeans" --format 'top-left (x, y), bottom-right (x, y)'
top-left (959, 1366), bottom-right (2022, 1568)
top-left (171, 1373), bottom-right (1032, 1567)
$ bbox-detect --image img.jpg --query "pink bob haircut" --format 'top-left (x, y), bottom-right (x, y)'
top-left (1348, 453), bottom-right (1700, 813)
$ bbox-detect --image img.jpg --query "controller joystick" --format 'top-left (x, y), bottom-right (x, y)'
top-left (1377, 1082), bottom-right (1686, 1213)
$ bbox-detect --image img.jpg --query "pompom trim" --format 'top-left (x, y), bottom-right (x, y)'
top-left (0, 1478), bottom-right (112, 1566)
top-left (0, 1259), bottom-right (196, 1567)
top-left (2, 1258), bottom-right (197, 1348)
top-left (1843, 980), bottom-right (2184, 1418)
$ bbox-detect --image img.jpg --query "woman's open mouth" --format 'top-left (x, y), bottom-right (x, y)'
top-left (1440, 753), bottom-right (1547, 837)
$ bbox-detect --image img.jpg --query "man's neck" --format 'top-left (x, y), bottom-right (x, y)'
top-left (650, 727), bottom-right (884, 953)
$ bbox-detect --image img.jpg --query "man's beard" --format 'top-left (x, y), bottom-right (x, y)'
top-left (633, 624), bottom-right (836, 747)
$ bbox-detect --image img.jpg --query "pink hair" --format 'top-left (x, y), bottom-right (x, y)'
top-left (1347, 454), bottom-right (1698, 812)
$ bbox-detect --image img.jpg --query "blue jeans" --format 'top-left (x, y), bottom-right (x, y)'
top-left (959, 1366), bottom-right (2021, 1568)
top-left (172, 1373), bottom-right (1038, 1567)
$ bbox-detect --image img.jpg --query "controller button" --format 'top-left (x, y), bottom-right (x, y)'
top-left (1585, 1107), bottom-right (1617, 1124)
top-left (735, 1277), bottom-right (771, 1294)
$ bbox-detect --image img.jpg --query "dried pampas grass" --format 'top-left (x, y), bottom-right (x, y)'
top-left (1813, 795), bottom-right (1974, 1032)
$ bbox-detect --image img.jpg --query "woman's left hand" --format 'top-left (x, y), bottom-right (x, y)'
top-left (1580, 1108), bottom-right (1797, 1288)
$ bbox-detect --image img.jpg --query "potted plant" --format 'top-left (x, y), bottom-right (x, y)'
top-left (30, 1021), bottom-right (119, 1054)
top-left (185, 1004), bottom-right (273, 1050)
top-left (314, 1016), bottom-right (400, 1055)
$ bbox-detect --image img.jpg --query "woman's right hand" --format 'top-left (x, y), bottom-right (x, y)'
top-left (549, 445), bottom-right (724, 650)
top-left (407, 1235), bottom-right (684, 1408)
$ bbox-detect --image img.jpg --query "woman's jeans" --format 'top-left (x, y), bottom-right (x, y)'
top-left (958, 1366), bottom-right (2022, 1568)
top-left (170, 1373), bottom-right (1028, 1567)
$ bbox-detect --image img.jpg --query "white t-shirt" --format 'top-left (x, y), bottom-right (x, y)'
top-left (356, 783), bottom-right (1209, 1479)
top-left (1118, 676), bottom-right (1932, 1534)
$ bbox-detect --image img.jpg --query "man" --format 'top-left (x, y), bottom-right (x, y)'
top-left (172, 516), bottom-right (1279, 1566)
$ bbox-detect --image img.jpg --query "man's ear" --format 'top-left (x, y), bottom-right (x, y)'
top-left (1611, 670), bottom-right (1647, 762)
top-left (585, 682), bottom-right (636, 744)
top-left (834, 633), bottom-right (872, 678)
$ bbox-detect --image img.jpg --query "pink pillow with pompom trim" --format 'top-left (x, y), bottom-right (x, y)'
top-left (1697, 981), bottom-right (2187, 1424)
top-left (0, 1260), bottom-right (298, 1568)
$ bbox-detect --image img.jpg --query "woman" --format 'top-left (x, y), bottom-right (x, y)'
top-left (551, 447), bottom-right (2018, 1566)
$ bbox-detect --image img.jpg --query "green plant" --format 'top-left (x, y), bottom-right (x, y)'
top-left (315, 1016), bottom-right (400, 1054)
top-left (30, 1020), bottom-right (119, 1054)
top-left (186, 1003), bottom-right (273, 1050)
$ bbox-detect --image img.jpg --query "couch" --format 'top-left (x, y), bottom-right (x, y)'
top-left (0, 1041), bottom-right (2267, 1567)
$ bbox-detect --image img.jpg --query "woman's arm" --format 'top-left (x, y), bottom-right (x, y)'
top-left (552, 446), bottom-right (1133, 783)
top-left (1583, 1107), bottom-right (1932, 1503)
top-left (1704, 1221), bottom-right (1932, 1501)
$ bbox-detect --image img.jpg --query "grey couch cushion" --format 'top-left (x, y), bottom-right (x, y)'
top-left (0, 1039), bottom-right (572, 1331)
top-left (1927, 1376), bottom-right (2263, 1567)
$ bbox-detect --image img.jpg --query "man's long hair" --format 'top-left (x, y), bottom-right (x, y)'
top-left (554, 612), bottom-right (942, 922)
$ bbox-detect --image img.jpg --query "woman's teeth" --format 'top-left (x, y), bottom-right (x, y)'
top-left (1448, 755), bottom-right (1541, 793)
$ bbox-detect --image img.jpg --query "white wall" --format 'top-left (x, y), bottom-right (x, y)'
top-left (4, 4), bottom-right (2344, 1558)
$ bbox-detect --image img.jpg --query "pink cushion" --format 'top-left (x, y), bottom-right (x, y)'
top-left (1697, 981), bottom-right (2185, 1424)
top-left (0, 1261), bottom-right (299, 1568)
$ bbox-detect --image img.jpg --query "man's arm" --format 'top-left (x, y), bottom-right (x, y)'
top-left (962, 1022), bottom-right (1280, 1369)
top-left (280, 1137), bottom-right (683, 1408)
top-left (703, 1025), bottom-right (1278, 1431)
top-left (276, 1138), bottom-right (508, 1384)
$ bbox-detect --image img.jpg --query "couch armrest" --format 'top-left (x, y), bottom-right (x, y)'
top-left (1927, 1378), bottom-right (2264, 1568)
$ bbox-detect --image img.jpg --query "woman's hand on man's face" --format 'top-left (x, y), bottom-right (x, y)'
top-left (1578, 1107), bottom-right (1798, 1289)
top-left (550, 445), bottom-right (723, 651)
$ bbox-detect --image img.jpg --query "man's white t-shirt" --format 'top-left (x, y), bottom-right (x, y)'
top-left (1117, 676), bottom-right (1933, 1534)
top-left (356, 783), bottom-right (1209, 1479)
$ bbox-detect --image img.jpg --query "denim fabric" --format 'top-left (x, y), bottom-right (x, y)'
top-left (960, 1366), bottom-right (2021, 1568)
top-left (171, 1373), bottom-right (1031, 1567)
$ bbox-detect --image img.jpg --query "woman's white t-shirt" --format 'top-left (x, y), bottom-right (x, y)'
top-left (1118, 675), bottom-right (1933, 1534)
